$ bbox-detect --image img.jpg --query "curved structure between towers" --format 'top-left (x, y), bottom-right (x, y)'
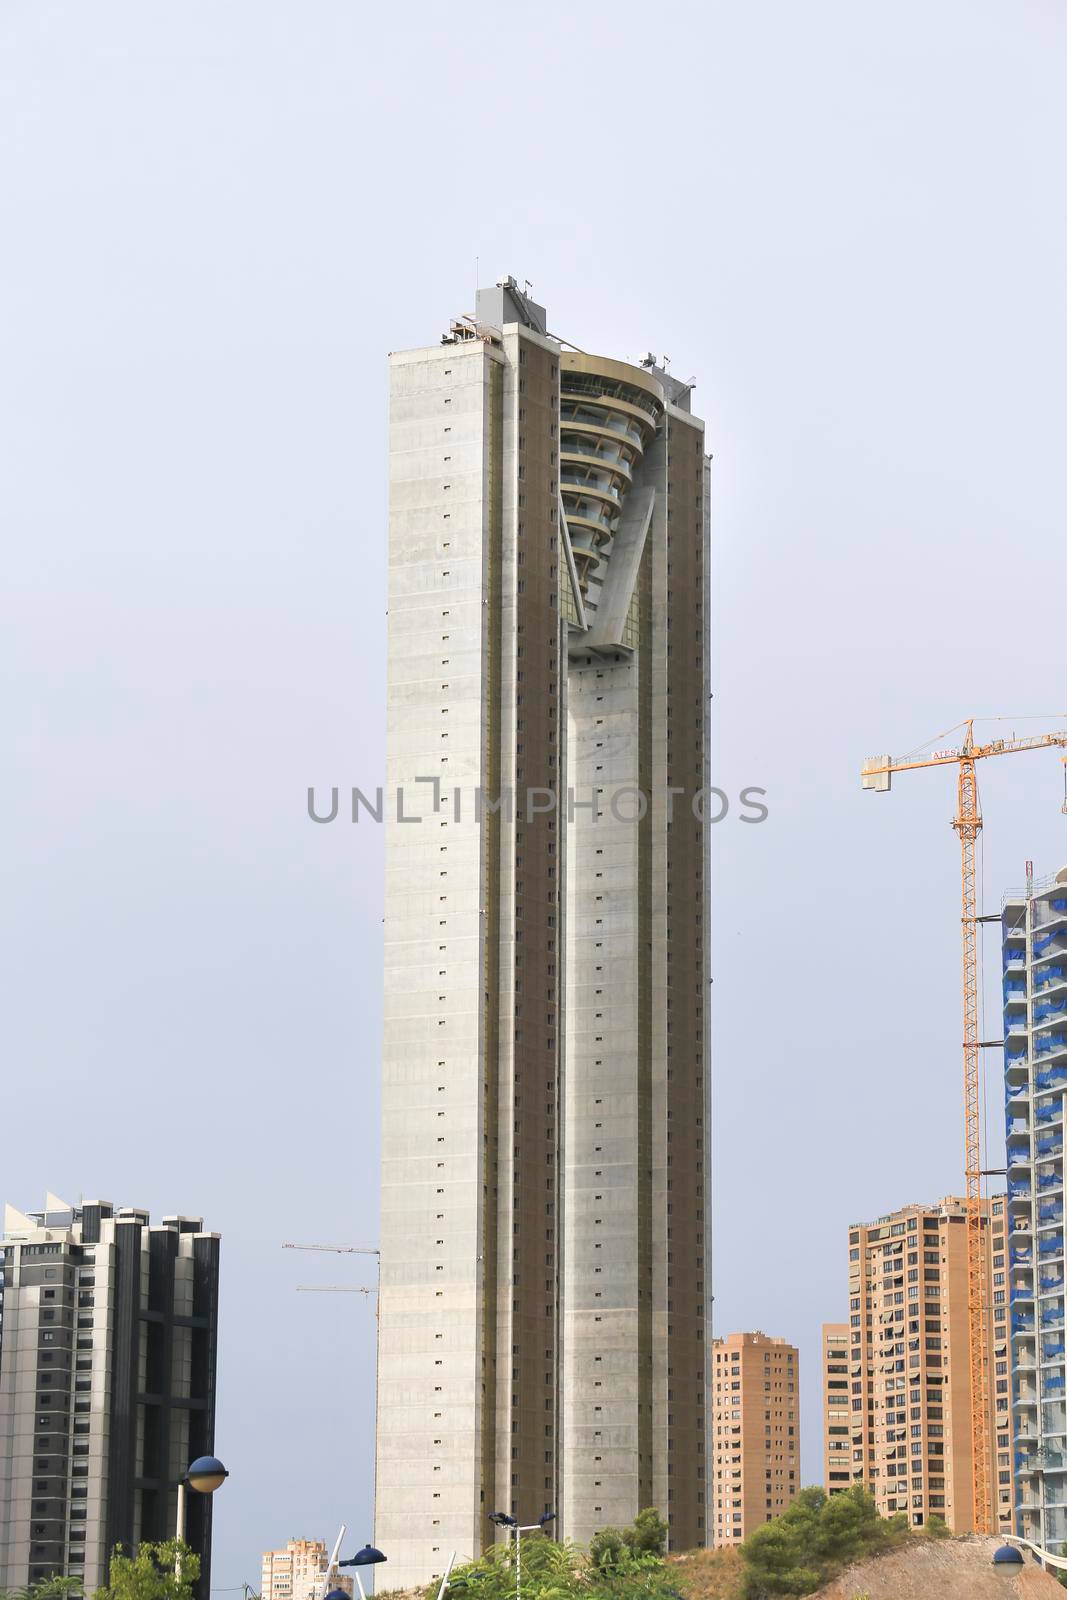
top-left (559, 353), bottom-right (665, 597)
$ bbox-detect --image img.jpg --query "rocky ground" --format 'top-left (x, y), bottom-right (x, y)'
top-left (813, 1534), bottom-right (1062, 1598)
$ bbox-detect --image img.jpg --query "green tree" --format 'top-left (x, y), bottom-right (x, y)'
top-left (419, 1520), bottom-right (680, 1600)
top-left (740, 1485), bottom-right (907, 1599)
top-left (589, 1529), bottom-right (627, 1572)
top-left (93, 1542), bottom-right (199, 1600)
top-left (0, 1584), bottom-right (84, 1600)
top-left (623, 1510), bottom-right (668, 1559)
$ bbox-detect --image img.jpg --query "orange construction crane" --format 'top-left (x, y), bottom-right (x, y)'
top-left (862, 718), bottom-right (1067, 1534)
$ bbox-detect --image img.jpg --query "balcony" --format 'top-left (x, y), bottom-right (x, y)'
top-left (1044, 1403), bottom-right (1067, 1435)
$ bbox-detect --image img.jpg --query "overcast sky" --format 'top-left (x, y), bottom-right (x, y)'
top-left (3, 0), bottom-right (1066, 1583)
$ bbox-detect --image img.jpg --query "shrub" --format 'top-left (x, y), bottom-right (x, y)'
top-left (740, 1485), bottom-right (907, 1598)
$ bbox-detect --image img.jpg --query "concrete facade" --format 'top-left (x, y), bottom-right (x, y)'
top-left (823, 1197), bottom-right (1010, 1534)
top-left (710, 1331), bottom-right (800, 1544)
top-left (0, 1199), bottom-right (220, 1594)
top-left (1003, 867), bottom-right (1067, 1552)
top-left (375, 281), bottom-right (711, 1588)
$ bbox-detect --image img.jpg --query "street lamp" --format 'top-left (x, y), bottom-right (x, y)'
top-left (175, 1456), bottom-right (228, 1577)
top-left (338, 1544), bottom-right (387, 1600)
top-left (487, 1511), bottom-right (555, 1600)
top-left (993, 1534), bottom-right (1067, 1572)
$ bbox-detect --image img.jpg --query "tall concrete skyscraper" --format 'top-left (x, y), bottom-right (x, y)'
top-left (0, 1199), bottom-right (221, 1593)
top-left (376, 278), bottom-right (711, 1586)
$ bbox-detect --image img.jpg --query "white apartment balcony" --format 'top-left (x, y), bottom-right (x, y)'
top-left (1035, 897), bottom-right (1067, 934)
top-left (1042, 1402), bottom-right (1067, 1436)
top-left (1036, 969), bottom-right (1067, 1003)
top-left (1007, 1079), bottom-right (1030, 1112)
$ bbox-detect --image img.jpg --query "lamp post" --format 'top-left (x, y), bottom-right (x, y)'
top-left (488, 1511), bottom-right (555, 1600)
top-left (175, 1455), bottom-right (229, 1578)
top-left (995, 1534), bottom-right (1067, 1571)
top-left (338, 1543), bottom-right (388, 1600)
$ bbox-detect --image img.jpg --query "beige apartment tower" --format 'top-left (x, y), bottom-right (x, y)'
top-left (822, 1197), bottom-right (1011, 1533)
top-left (710, 1332), bottom-right (800, 1545)
top-left (375, 279), bottom-right (712, 1587)
top-left (261, 1540), bottom-right (353, 1600)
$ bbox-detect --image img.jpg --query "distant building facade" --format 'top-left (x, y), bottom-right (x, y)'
top-left (261, 1539), bottom-right (353, 1600)
top-left (1003, 867), bottom-right (1067, 1551)
top-left (0, 1198), bottom-right (221, 1594)
top-left (821, 1323), bottom-right (850, 1493)
top-left (710, 1331), bottom-right (800, 1544)
top-left (823, 1197), bottom-right (1010, 1533)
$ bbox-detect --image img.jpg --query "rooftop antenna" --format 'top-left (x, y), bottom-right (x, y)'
top-left (524, 279), bottom-right (534, 296)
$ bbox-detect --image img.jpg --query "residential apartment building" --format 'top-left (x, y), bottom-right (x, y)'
top-left (376, 277), bottom-right (712, 1586)
top-left (261, 1539), bottom-right (353, 1600)
top-left (0, 1198), bottom-right (221, 1595)
top-left (1004, 866), bottom-right (1067, 1551)
top-left (821, 1323), bottom-right (850, 1493)
top-left (710, 1332), bottom-right (799, 1544)
top-left (823, 1197), bottom-right (1010, 1533)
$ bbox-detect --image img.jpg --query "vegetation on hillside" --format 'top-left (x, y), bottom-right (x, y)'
top-left (417, 1510), bottom-right (675, 1600)
top-left (737, 1486), bottom-right (910, 1598)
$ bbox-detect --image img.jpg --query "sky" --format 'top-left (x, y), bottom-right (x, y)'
top-left (2, 0), bottom-right (1066, 1584)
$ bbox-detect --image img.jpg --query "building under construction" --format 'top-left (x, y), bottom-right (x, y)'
top-left (1004, 867), bottom-right (1067, 1552)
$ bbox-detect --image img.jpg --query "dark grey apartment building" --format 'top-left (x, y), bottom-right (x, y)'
top-left (0, 1198), bottom-right (220, 1593)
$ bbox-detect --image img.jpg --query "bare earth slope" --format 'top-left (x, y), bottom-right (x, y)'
top-left (815, 1535), bottom-right (1061, 1599)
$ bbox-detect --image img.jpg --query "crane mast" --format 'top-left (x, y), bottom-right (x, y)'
top-left (863, 718), bottom-right (1067, 1535)
top-left (954, 752), bottom-right (987, 1532)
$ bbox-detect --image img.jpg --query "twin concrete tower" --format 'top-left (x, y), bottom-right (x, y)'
top-left (376, 280), bottom-right (711, 1587)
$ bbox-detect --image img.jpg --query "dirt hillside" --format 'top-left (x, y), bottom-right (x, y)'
top-left (814, 1534), bottom-right (1061, 1598)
